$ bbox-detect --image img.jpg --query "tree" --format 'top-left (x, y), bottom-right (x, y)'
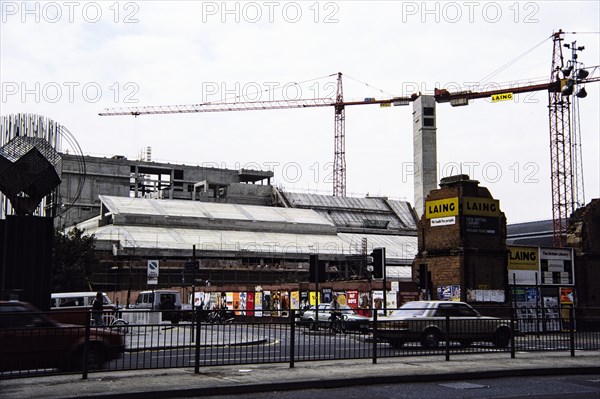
top-left (51, 227), bottom-right (99, 292)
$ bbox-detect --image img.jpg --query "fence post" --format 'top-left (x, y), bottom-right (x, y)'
top-left (510, 308), bottom-right (516, 359)
top-left (569, 306), bottom-right (575, 357)
top-left (290, 310), bottom-right (296, 368)
top-left (445, 315), bottom-right (450, 361)
top-left (82, 310), bottom-right (90, 380)
top-left (372, 309), bottom-right (378, 364)
top-left (194, 308), bottom-right (201, 373)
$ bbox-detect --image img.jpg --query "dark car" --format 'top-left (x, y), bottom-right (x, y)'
top-left (0, 301), bottom-right (125, 373)
top-left (372, 301), bottom-right (512, 349)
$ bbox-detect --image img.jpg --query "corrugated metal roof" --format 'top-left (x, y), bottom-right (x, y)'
top-left (87, 195), bottom-right (417, 261)
top-left (100, 195), bottom-right (334, 227)
top-left (283, 192), bottom-right (417, 230)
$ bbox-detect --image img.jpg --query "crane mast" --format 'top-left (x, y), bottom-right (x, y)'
top-left (334, 72), bottom-right (346, 197)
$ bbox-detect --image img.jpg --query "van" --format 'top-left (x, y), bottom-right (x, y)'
top-left (51, 292), bottom-right (112, 310)
top-left (50, 292), bottom-right (124, 327)
top-left (132, 290), bottom-right (183, 323)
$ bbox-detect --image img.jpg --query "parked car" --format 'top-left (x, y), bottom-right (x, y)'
top-left (299, 304), bottom-right (370, 333)
top-left (372, 300), bottom-right (512, 349)
top-left (130, 290), bottom-right (184, 323)
top-left (0, 301), bottom-right (125, 372)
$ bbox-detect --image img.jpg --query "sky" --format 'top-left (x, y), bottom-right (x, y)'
top-left (1, 1), bottom-right (599, 224)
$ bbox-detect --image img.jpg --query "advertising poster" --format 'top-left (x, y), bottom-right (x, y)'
top-left (322, 288), bottom-right (332, 304)
top-left (513, 287), bottom-right (542, 333)
top-left (225, 292), bottom-right (233, 309)
top-left (372, 290), bottom-right (384, 314)
top-left (240, 292), bottom-right (247, 314)
top-left (262, 290), bottom-right (271, 314)
top-left (560, 287), bottom-right (575, 304)
top-left (335, 292), bottom-right (347, 306)
top-left (210, 292), bottom-right (219, 309)
top-left (346, 290), bottom-right (359, 309)
top-left (246, 292), bottom-right (254, 316)
top-left (309, 291), bottom-right (319, 306)
top-left (386, 291), bottom-right (397, 314)
top-left (437, 285), bottom-right (461, 301)
top-left (194, 292), bottom-right (212, 309)
top-left (281, 291), bottom-right (289, 311)
top-left (300, 291), bottom-right (309, 310)
top-left (233, 292), bottom-right (241, 315)
top-left (543, 295), bottom-right (560, 332)
top-left (271, 291), bottom-right (281, 317)
top-left (560, 287), bottom-right (576, 332)
top-left (254, 291), bottom-right (262, 318)
top-left (358, 292), bottom-right (371, 316)
top-left (291, 291), bottom-right (300, 310)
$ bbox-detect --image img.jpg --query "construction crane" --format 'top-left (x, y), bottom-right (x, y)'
top-left (435, 30), bottom-right (598, 247)
top-left (100, 32), bottom-right (598, 246)
top-left (99, 72), bottom-right (414, 197)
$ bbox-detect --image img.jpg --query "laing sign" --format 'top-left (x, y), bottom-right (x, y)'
top-left (426, 197), bottom-right (500, 219)
top-left (425, 197), bottom-right (459, 219)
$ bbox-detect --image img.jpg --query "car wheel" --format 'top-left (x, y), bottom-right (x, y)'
top-left (111, 319), bottom-right (129, 334)
top-left (389, 338), bottom-right (404, 349)
top-left (493, 327), bottom-right (511, 348)
top-left (86, 345), bottom-right (106, 370)
top-left (308, 320), bottom-right (317, 330)
top-left (421, 328), bottom-right (441, 348)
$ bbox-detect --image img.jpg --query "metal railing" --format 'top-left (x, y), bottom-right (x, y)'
top-left (1, 306), bottom-right (598, 379)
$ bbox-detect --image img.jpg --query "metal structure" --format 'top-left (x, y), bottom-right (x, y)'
top-left (0, 114), bottom-right (86, 219)
top-left (546, 31), bottom-right (591, 247)
top-left (548, 31), bottom-right (572, 247)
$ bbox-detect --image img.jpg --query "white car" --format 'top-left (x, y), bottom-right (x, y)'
top-left (373, 301), bottom-right (512, 349)
top-left (299, 304), bottom-right (370, 333)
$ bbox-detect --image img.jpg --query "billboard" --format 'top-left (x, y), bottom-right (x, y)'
top-left (540, 248), bottom-right (574, 285)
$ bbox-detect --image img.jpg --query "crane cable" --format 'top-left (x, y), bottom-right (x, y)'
top-left (208, 73), bottom-right (338, 104)
top-left (479, 35), bottom-right (551, 85)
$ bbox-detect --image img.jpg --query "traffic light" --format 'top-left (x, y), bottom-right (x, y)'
top-left (309, 254), bottom-right (325, 283)
top-left (417, 264), bottom-right (428, 290)
top-left (369, 248), bottom-right (386, 279)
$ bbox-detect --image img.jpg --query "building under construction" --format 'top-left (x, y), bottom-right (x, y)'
top-left (59, 153), bottom-right (419, 299)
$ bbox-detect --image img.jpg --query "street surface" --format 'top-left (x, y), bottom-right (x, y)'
top-left (194, 374), bottom-right (600, 399)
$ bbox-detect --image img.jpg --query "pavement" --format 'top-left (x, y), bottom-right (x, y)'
top-left (2, 350), bottom-right (599, 399)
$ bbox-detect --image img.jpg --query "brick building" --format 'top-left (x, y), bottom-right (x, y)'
top-left (412, 175), bottom-right (508, 304)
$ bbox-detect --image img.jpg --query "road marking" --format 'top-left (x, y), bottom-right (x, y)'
top-left (439, 382), bottom-right (489, 389)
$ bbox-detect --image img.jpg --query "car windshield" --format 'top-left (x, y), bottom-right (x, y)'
top-left (390, 302), bottom-right (430, 317)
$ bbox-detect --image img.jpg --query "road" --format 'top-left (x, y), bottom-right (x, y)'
top-left (107, 323), bottom-right (599, 370)
top-left (185, 374), bottom-right (600, 399)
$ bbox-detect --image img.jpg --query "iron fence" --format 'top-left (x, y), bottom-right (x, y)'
top-left (1, 306), bottom-right (598, 379)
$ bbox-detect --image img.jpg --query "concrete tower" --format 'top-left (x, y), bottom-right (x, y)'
top-left (413, 95), bottom-right (438, 217)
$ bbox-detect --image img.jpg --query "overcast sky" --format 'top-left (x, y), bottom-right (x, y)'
top-left (2, 1), bottom-right (599, 223)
